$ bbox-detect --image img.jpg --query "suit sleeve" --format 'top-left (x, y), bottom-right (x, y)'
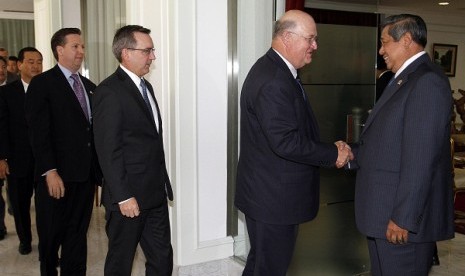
top-left (24, 77), bottom-right (56, 175)
top-left (392, 72), bottom-right (451, 233)
top-left (92, 83), bottom-right (132, 203)
top-left (254, 80), bottom-right (337, 167)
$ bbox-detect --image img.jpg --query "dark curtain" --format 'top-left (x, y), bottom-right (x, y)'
top-left (286, 0), bottom-right (305, 11)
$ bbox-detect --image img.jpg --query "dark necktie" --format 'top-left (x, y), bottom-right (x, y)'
top-left (140, 79), bottom-right (154, 119)
top-left (70, 74), bottom-right (89, 121)
top-left (387, 76), bottom-right (396, 88)
top-left (296, 76), bottom-right (307, 101)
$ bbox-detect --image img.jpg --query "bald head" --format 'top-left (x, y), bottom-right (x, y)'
top-left (273, 10), bottom-right (315, 39)
top-left (272, 10), bottom-right (318, 69)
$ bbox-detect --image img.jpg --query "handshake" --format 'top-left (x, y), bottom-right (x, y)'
top-left (334, 141), bottom-right (354, 168)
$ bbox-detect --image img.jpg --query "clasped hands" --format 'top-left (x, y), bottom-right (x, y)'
top-left (334, 141), bottom-right (354, 168)
top-left (0, 159), bottom-right (9, 179)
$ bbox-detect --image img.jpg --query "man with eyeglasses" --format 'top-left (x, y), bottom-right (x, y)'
top-left (93, 25), bottom-right (173, 276)
top-left (25, 28), bottom-right (102, 275)
top-left (235, 10), bottom-right (352, 276)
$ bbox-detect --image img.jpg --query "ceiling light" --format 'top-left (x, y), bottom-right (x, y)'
top-left (438, 2), bottom-right (450, 5)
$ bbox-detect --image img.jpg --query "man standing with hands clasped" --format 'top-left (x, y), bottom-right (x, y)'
top-left (350, 14), bottom-right (454, 275)
top-left (93, 25), bottom-right (173, 276)
top-left (235, 10), bottom-right (352, 276)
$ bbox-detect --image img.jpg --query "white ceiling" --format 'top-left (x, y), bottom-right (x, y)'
top-left (315, 0), bottom-right (465, 15)
top-left (0, 0), bottom-right (464, 16)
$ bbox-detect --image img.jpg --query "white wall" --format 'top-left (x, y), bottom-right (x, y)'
top-left (126, 0), bottom-right (234, 266)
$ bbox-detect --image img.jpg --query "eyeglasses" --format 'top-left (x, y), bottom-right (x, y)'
top-left (127, 48), bottom-right (156, 55)
top-left (288, 31), bottom-right (318, 45)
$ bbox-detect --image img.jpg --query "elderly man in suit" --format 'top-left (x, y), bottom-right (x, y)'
top-left (93, 25), bottom-right (173, 276)
top-left (25, 28), bottom-right (101, 275)
top-left (351, 14), bottom-right (454, 275)
top-left (235, 10), bottom-right (352, 276)
top-left (0, 47), bottom-right (43, 255)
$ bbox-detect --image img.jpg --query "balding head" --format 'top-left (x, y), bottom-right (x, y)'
top-left (272, 10), bottom-right (318, 69)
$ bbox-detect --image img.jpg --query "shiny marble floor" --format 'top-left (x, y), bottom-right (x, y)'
top-left (0, 187), bottom-right (464, 275)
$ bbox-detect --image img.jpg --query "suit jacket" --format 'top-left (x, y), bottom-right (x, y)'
top-left (354, 53), bottom-right (455, 242)
top-left (6, 72), bottom-right (19, 84)
top-left (24, 65), bottom-right (100, 183)
top-left (235, 48), bottom-right (338, 225)
top-left (92, 67), bottom-right (173, 211)
top-left (0, 80), bottom-right (34, 177)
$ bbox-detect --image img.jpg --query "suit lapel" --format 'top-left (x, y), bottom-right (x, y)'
top-left (266, 49), bottom-right (320, 138)
top-left (361, 54), bottom-right (428, 136)
top-left (52, 66), bottom-right (91, 125)
top-left (116, 68), bottom-right (159, 133)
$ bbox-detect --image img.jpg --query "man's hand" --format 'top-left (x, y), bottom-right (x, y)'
top-left (119, 197), bottom-right (140, 218)
top-left (0, 160), bottom-right (9, 179)
top-left (334, 141), bottom-right (354, 168)
top-left (45, 170), bottom-right (65, 199)
top-left (386, 219), bottom-right (409, 244)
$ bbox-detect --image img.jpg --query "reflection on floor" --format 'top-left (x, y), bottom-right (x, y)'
top-left (0, 187), bottom-right (464, 275)
top-left (288, 209), bottom-right (465, 275)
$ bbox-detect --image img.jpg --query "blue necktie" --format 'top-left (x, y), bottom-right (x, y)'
top-left (70, 74), bottom-right (89, 121)
top-left (140, 79), bottom-right (154, 119)
top-left (296, 76), bottom-right (307, 101)
top-left (387, 76), bottom-right (395, 87)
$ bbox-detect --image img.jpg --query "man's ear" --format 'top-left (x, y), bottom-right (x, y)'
top-left (402, 32), bottom-right (413, 47)
top-left (281, 31), bottom-right (293, 47)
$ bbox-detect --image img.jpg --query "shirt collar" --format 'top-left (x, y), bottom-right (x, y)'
top-left (57, 63), bottom-right (75, 80)
top-left (119, 64), bottom-right (145, 88)
top-left (21, 78), bottom-right (29, 93)
top-left (272, 48), bottom-right (298, 78)
top-left (394, 51), bottom-right (426, 78)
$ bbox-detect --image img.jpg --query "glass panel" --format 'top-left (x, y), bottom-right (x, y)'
top-left (81, 0), bottom-right (126, 83)
top-left (287, 22), bottom-right (376, 275)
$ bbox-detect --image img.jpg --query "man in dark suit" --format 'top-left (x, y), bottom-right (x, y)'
top-left (351, 14), bottom-right (454, 275)
top-left (0, 56), bottom-right (8, 240)
top-left (0, 47), bottom-right (43, 255)
top-left (93, 25), bottom-right (173, 276)
top-left (25, 28), bottom-right (101, 275)
top-left (0, 56), bottom-right (7, 86)
top-left (0, 48), bottom-right (19, 84)
top-left (235, 10), bottom-right (352, 276)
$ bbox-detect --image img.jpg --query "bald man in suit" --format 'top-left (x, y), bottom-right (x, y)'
top-left (235, 10), bottom-right (352, 276)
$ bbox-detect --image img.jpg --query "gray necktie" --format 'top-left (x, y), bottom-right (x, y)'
top-left (70, 74), bottom-right (89, 121)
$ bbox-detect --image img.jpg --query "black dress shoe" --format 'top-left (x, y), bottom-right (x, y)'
top-left (19, 243), bottom-right (32, 255)
top-left (0, 228), bottom-right (6, 240)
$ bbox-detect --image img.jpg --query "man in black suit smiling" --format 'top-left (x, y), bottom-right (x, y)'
top-left (235, 10), bottom-right (352, 276)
